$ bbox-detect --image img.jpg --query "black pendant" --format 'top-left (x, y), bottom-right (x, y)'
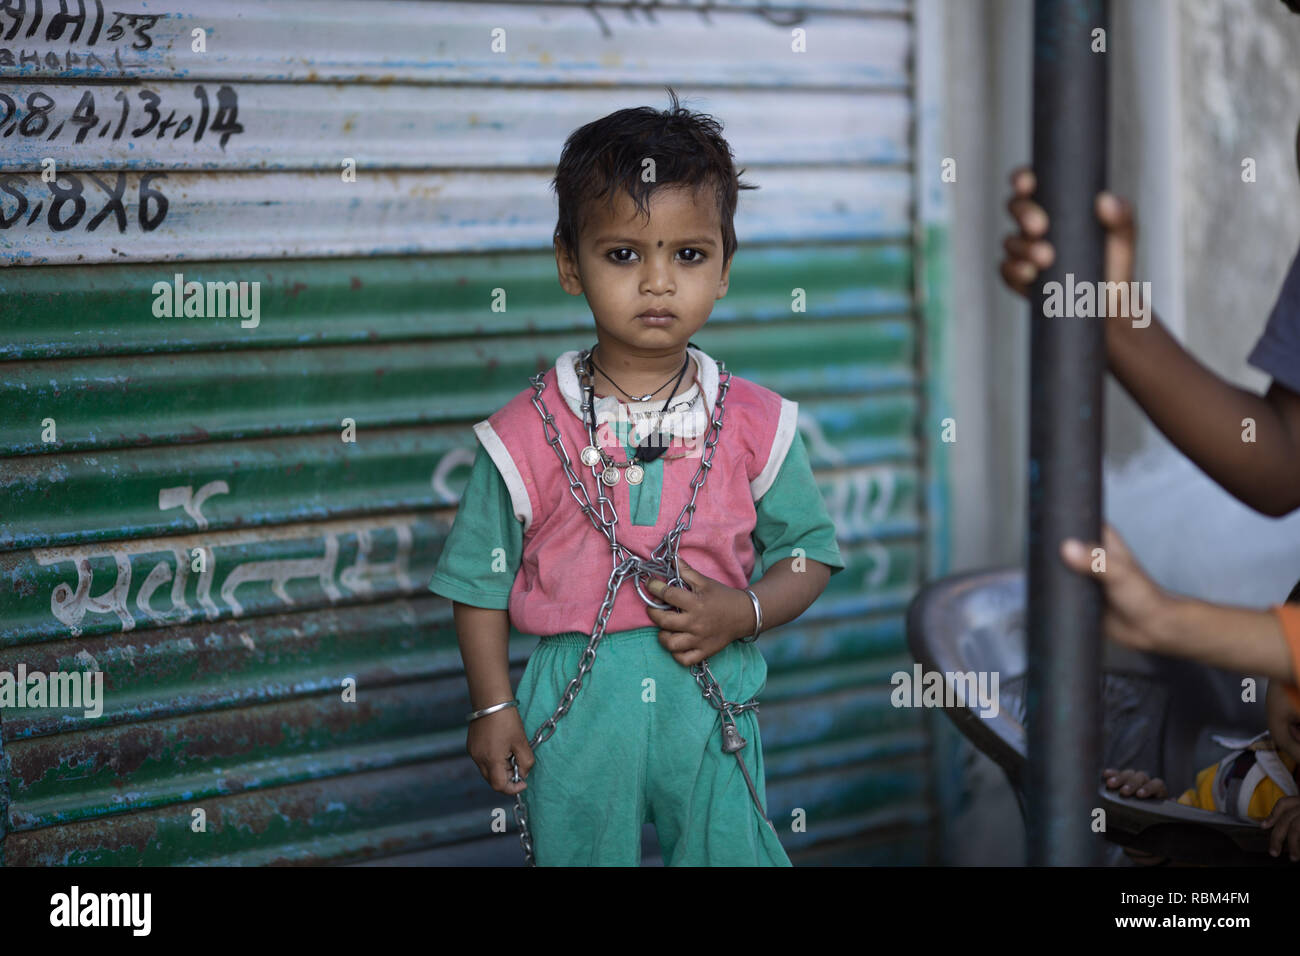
top-left (721, 723), bottom-right (747, 753)
top-left (636, 436), bottom-right (671, 463)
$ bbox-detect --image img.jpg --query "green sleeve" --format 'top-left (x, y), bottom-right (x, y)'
top-left (751, 429), bottom-right (846, 578)
top-left (428, 443), bottom-right (523, 609)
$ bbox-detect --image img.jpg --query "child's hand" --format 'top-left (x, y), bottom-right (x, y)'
top-left (1000, 167), bottom-right (1137, 313)
top-left (1059, 523), bottom-right (1171, 654)
top-left (1261, 795), bottom-right (1300, 861)
top-left (1102, 767), bottom-right (1168, 799)
top-left (466, 707), bottom-right (534, 796)
top-left (644, 558), bottom-right (758, 666)
top-left (1102, 767), bottom-right (1172, 865)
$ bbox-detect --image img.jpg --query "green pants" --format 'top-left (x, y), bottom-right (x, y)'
top-left (515, 626), bottom-right (792, 867)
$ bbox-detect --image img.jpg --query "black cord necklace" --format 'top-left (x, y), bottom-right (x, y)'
top-left (582, 346), bottom-right (692, 484)
top-left (587, 347), bottom-right (688, 403)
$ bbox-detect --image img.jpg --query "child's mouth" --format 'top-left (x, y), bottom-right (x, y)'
top-left (636, 313), bottom-right (676, 327)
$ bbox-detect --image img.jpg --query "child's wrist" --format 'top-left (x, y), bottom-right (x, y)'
top-left (728, 586), bottom-right (760, 644)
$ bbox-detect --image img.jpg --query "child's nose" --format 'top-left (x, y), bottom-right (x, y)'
top-left (640, 261), bottom-right (674, 294)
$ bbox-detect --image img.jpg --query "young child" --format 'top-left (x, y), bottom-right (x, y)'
top-left (1102, 680), bottom-right (1299, 848)
top-left (429, 91), bottom-right (845, 867)
top-left (1065, 541), bottom-right (1300, 861)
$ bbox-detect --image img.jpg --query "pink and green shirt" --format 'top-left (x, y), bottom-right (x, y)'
top-left (431, 345), bottom-right (844, 637)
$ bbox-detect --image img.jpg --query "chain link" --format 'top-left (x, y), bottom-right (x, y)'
top-left (505, 350), bottom-right (768, 865)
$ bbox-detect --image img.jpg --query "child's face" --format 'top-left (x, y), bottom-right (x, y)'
top-left (555, 184), bottom-right (731, 356)
top-left (1266, 680), bottom-right (1300, 765)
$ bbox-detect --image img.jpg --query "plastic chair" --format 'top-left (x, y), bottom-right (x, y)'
top-left (906, 567), bottom-right (1295, 866)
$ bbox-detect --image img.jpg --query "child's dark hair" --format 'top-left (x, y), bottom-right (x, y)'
top-left (551, 88), bottom-right (757, 265)
top-left (1288, 578), bottom-right (1300, 605)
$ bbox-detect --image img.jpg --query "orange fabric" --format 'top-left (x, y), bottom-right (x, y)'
top-left (1176, 763), bottom-right (1217, 811)
top-left (1273, 603), bottom-right (1300, 713)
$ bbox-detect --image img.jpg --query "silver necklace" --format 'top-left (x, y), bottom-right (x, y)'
top-left (579, 348), bottom-right (690, 486)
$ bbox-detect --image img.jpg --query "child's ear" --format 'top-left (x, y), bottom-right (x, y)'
top-left (715, 253), bottom-right (733, 300)
top-left (554, 237), bottom-right (584, 296)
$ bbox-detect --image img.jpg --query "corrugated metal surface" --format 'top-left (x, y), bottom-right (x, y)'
top-left (2, 167), bottom-right (912, 264)
top-left (0, 0), bottom-right (944, 865)
top-left (1, 86), bottom-right (913, 170)
top-left (0, 1), bottom-right (910, 84)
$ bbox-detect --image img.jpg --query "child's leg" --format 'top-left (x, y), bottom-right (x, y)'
top-left (514, 631), bottom-right (651, 866)
top-left (645, 639), bottom-right (792, 867)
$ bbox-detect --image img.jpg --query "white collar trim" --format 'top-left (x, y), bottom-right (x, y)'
top-left (554, 345), bottom-right (720, 439)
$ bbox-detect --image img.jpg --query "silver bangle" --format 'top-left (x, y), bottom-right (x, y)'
top-left (466, 698), bottom-right (519, 723)
top-left (740, 588), bottom-right (762, 643)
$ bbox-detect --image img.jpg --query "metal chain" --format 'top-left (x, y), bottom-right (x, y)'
top-left (506, 350), bottom-right (769, 865)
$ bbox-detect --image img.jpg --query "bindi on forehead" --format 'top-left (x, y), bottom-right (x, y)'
top-left (657, 240), bottom-right (663, 248)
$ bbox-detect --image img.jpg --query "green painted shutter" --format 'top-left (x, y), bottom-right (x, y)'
top-left (0, 0), bottom-right (946, 865)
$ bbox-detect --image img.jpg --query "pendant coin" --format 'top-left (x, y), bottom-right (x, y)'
top-left (626, 464), bottom-right (645, 485)
top-left (580, 445), bottom-right (602, 468)
top-left (601, 466), bottom-right (620, 486)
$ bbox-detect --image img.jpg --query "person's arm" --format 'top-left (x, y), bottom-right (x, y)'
top-left (455, 603), bottom-right (515, 711)
top-left (1107, 315), bottom-right (1300, 517)
top-left (744, 427), bottom-right (843, 635)
top-left (1002, 168), bottom-right (1300, 516)
top-left (455, 602), bottom-right (535, 796)
top-left (645, 555), bottom-right (831, 665)
top-left (749, 556), bottom-right (832, 633)
top-left (645, 429), bottom-right (844, 664)
top-left (430, 443), bottom-right (533, 794)
top-left (748, 429), bottom-right (846, 574)
top-left (1061, 525), bottom-right (1300, 686)
top-left (1147, 595), bottom-right (1297, 684)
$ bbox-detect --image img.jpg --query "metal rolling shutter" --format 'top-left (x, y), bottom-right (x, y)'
top-left (0, 0), bottom-right (947, 865)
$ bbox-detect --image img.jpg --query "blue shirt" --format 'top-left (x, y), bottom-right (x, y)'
top-left (1248, 241), bottom-right (1300, 394)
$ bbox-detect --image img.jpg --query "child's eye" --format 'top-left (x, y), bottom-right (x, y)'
top-left (605, 247), bottom-right (706, 264)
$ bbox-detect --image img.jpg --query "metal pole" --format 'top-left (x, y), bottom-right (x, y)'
top-left (1026, 0), bottom-right (1109, 866)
